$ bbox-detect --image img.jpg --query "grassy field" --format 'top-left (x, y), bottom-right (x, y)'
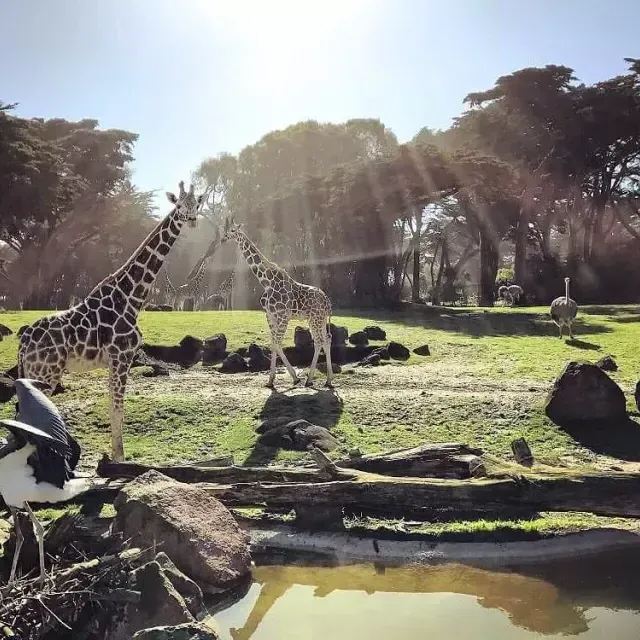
top-left (2, 304), bottom-right (640, 538)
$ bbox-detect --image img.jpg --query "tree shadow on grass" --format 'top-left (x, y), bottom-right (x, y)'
top-left (243, 388), bottom-right (344, 467)
top-left (560, 416), bottom-right (640, 462)
top-left (340, 306), bottom-right (612, 339)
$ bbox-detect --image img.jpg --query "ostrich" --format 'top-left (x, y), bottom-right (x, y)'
top-left (0, 379), bottom-right (89, 584)
top-left (550, 277), bottom-right (578, 339)
top-left (498, 284), bottom-right (524, 306)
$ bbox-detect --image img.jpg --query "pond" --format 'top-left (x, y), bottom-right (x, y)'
top-left (211, 548), bottom-right (640, 639)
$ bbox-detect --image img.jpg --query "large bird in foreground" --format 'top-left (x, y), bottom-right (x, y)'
top-left (550, 277), bottom-right (578, 339)
top-left (0, 379), bottom-right (89, 585)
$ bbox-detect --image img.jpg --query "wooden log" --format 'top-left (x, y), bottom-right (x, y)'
top-left (200, 471), bottom-right (640, 519)
top-left (96, 455), bottom-right (357, 483)
top-left (335, 443), bottom-right (485, 478)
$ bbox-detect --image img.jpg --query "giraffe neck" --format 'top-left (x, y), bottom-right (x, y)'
top-left (233, 231), bottom-right (283, 290)
top-left (89, 208), bottom-right (185, 313)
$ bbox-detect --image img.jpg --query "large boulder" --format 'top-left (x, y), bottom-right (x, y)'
top-left (247, 343), bottom-right (271, 372)
top-left (595, 355), bottom-right (618, 372)
top-left (202, 334), bottom-right (227, 364)
top-left (257, 419), bottom-right (338, 452)
top-left (114, 471), bottom-right (252, 594)
top-left (413, 344), bottom-right (431, 356)
top-left (219, 352), bottom-right (248, 373)
top-left (363, 325), bottom-right (386, 341)
top-left (388, 341), bottom-right (410, 361)
top-left (142, 336), bottom-right (203, 369)
top-left (106, 560), bottom-right (195, 640)
top-left (545, 361), bottom-right (627, 425)
top-left (294, 326), bottom-right (313, 349)
top-left (0, 324), bottom-right (12, 337)
top-left (328, 324), bottom-right (348, 346)
top-left (349, 331), bottom-right (369, 347)
top-left (133, 623), bottom-right (220, 640)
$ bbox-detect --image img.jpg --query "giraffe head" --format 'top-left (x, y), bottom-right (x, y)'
top-left (221, 217), bottom-right (243, 243)
top-left (166, 181), bottom-right (205, 228)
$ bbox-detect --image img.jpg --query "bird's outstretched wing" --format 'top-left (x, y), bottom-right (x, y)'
top-left (0, 418), bottom-right (56, 444)
top-left (13, 379), bottom-right (69, 456)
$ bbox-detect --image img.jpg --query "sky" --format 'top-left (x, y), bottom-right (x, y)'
top-left (2, 0), bottom-right (638, 210)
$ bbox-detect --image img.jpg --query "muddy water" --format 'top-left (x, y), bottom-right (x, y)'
top-left (212, 549), bottom-right (640, 639)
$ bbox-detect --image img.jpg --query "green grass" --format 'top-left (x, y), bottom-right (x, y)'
top-left (2, 304), bottom-right (640, 539)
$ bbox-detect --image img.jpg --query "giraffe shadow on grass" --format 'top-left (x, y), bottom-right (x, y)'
top-left (243, 389), bottom-right (344, 467)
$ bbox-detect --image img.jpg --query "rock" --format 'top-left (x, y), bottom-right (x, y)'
top-left (0, 324), bottom-right (12, 336)
top-left (0, 378), bottom-right (14, 403)
top-left (142, 336), bottom-right (203, 368)
top-left (255, 415), bottom-right (294, 434)
top-left (388, 341), bottom-right (410, 361)
top-left (363, 326), bottom-right (386, 341)
top-left (349, 447), bottom-right (363, 458)
top-left (328, 324), bottom-right (348, 346)
top-left (318, 361), bottom-right (341, 374)
top-left (595, 355), bottom-right (618, 372)
top-left (413, 344), bottom-right (431, 356)
top-left (257, 419), bottom-right (338, 452)
top-left (146, 304), bottom-right (160, 312)
top-left (294, 326), bottom-right (313, 349)
top-left (219, 353), bottom-right (248, 373)
top-left (114, 471), bottom-right (252, 593)
top-left (155, 552), bottom-right (204, 618)
top-left (157, 304), bottom-right (174, 312)
top-left (247, 343), bottom-right (271, 372)
top-left (545, 361), bottom-right (627, 425)
top-left (358, 353), bottom-right (381, 367)
top-left (133, 623), bottom-right (221, 640)
top-left (202, 334), bottom-right (227, 364)
top-left (349, 331), bottom-right (369, 347)
top-left (372, 346), bottom-right (390, 360)
top-left (107, 561), bottom-right (194, 640)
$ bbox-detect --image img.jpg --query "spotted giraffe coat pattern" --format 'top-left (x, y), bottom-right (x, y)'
top-left (18, 182), bottom-right (204, 461)
top-left (221, 220), bottom-right (334, 387)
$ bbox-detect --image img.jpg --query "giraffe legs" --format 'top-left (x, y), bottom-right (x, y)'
top-left (266, 314), bottom-right (299, 387)
top-left (108, 355), bottom-right (133, 462)
top-left (307, 320), bottom-right (334, 388)
top-left (24, 502), bottom-right (46, 585)
top-left (8, 507), bottom-right (24, 585)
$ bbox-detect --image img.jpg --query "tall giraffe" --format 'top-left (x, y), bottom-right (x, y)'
top-left (207, 268), bottom-right (235, 310)
top-left (174, 233), bottom-right (219, 310)
top-left (18, 181), bottom-right (205, 461)
top-left (220, 219), bottom-right (334, 388)
top-left (162, 269), bottom-right (177, 307)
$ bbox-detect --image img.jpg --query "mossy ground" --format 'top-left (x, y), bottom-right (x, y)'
top-left (2, 304), bottom-right (640, 537)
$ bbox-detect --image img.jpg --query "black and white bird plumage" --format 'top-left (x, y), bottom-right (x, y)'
top-left (0, 379), bottom-right (88, 584)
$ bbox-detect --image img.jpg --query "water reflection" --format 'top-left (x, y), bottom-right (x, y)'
top-left (212, 550), bottom-right (640, 640)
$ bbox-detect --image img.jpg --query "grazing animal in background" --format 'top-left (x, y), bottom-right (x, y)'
top-left (207, 268), bottom-right (236, 311)
top-left (550, 277), bottom-right (578, 339)
top-left (220, 218), bottom-right (334, 388)
top-left (498, 284), bottom-right (524, 306)
top-left (173, 233), bottom-right (220, 311)
top-left (0, 379), bottom-right (89, 584)
top-left (17, 181), bottom-right (204, 462)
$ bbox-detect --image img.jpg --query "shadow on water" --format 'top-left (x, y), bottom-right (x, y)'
top-left (214, 543), bottom-right (640, 639)
top-left (242, 388), bottom-right (344, 467)
top-left (339, 306), bottom-right (612, 339)
top-left (560, 416), bottom-right (640, 462)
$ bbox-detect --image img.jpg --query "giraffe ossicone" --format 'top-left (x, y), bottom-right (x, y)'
top-left (220, 217), bottom-right (334, 388)
top-left (17, 181), bottom-right (205, 462)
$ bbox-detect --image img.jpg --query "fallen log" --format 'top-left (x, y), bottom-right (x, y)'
top-left (199, 471), bottom-right (640, 519)
top-left (336, 443), bottom-right (485, 478)
top-left (96, 455), bottom-right (357, 483)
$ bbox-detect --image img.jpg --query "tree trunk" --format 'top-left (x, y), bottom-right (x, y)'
top-left (411, 210), bottom-right (423, 302)
top-left (513, 204), bottom-right (530, 284)
top-left (478, 230), bottom-right (499, 306)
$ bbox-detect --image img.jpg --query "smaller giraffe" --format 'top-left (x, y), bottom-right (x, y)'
top-left (220, 218), bottom-right (334, 388)
top-left (174, 233), bottom-right (219, 310)
top-left (207, 269), bottom-right (235, 310)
